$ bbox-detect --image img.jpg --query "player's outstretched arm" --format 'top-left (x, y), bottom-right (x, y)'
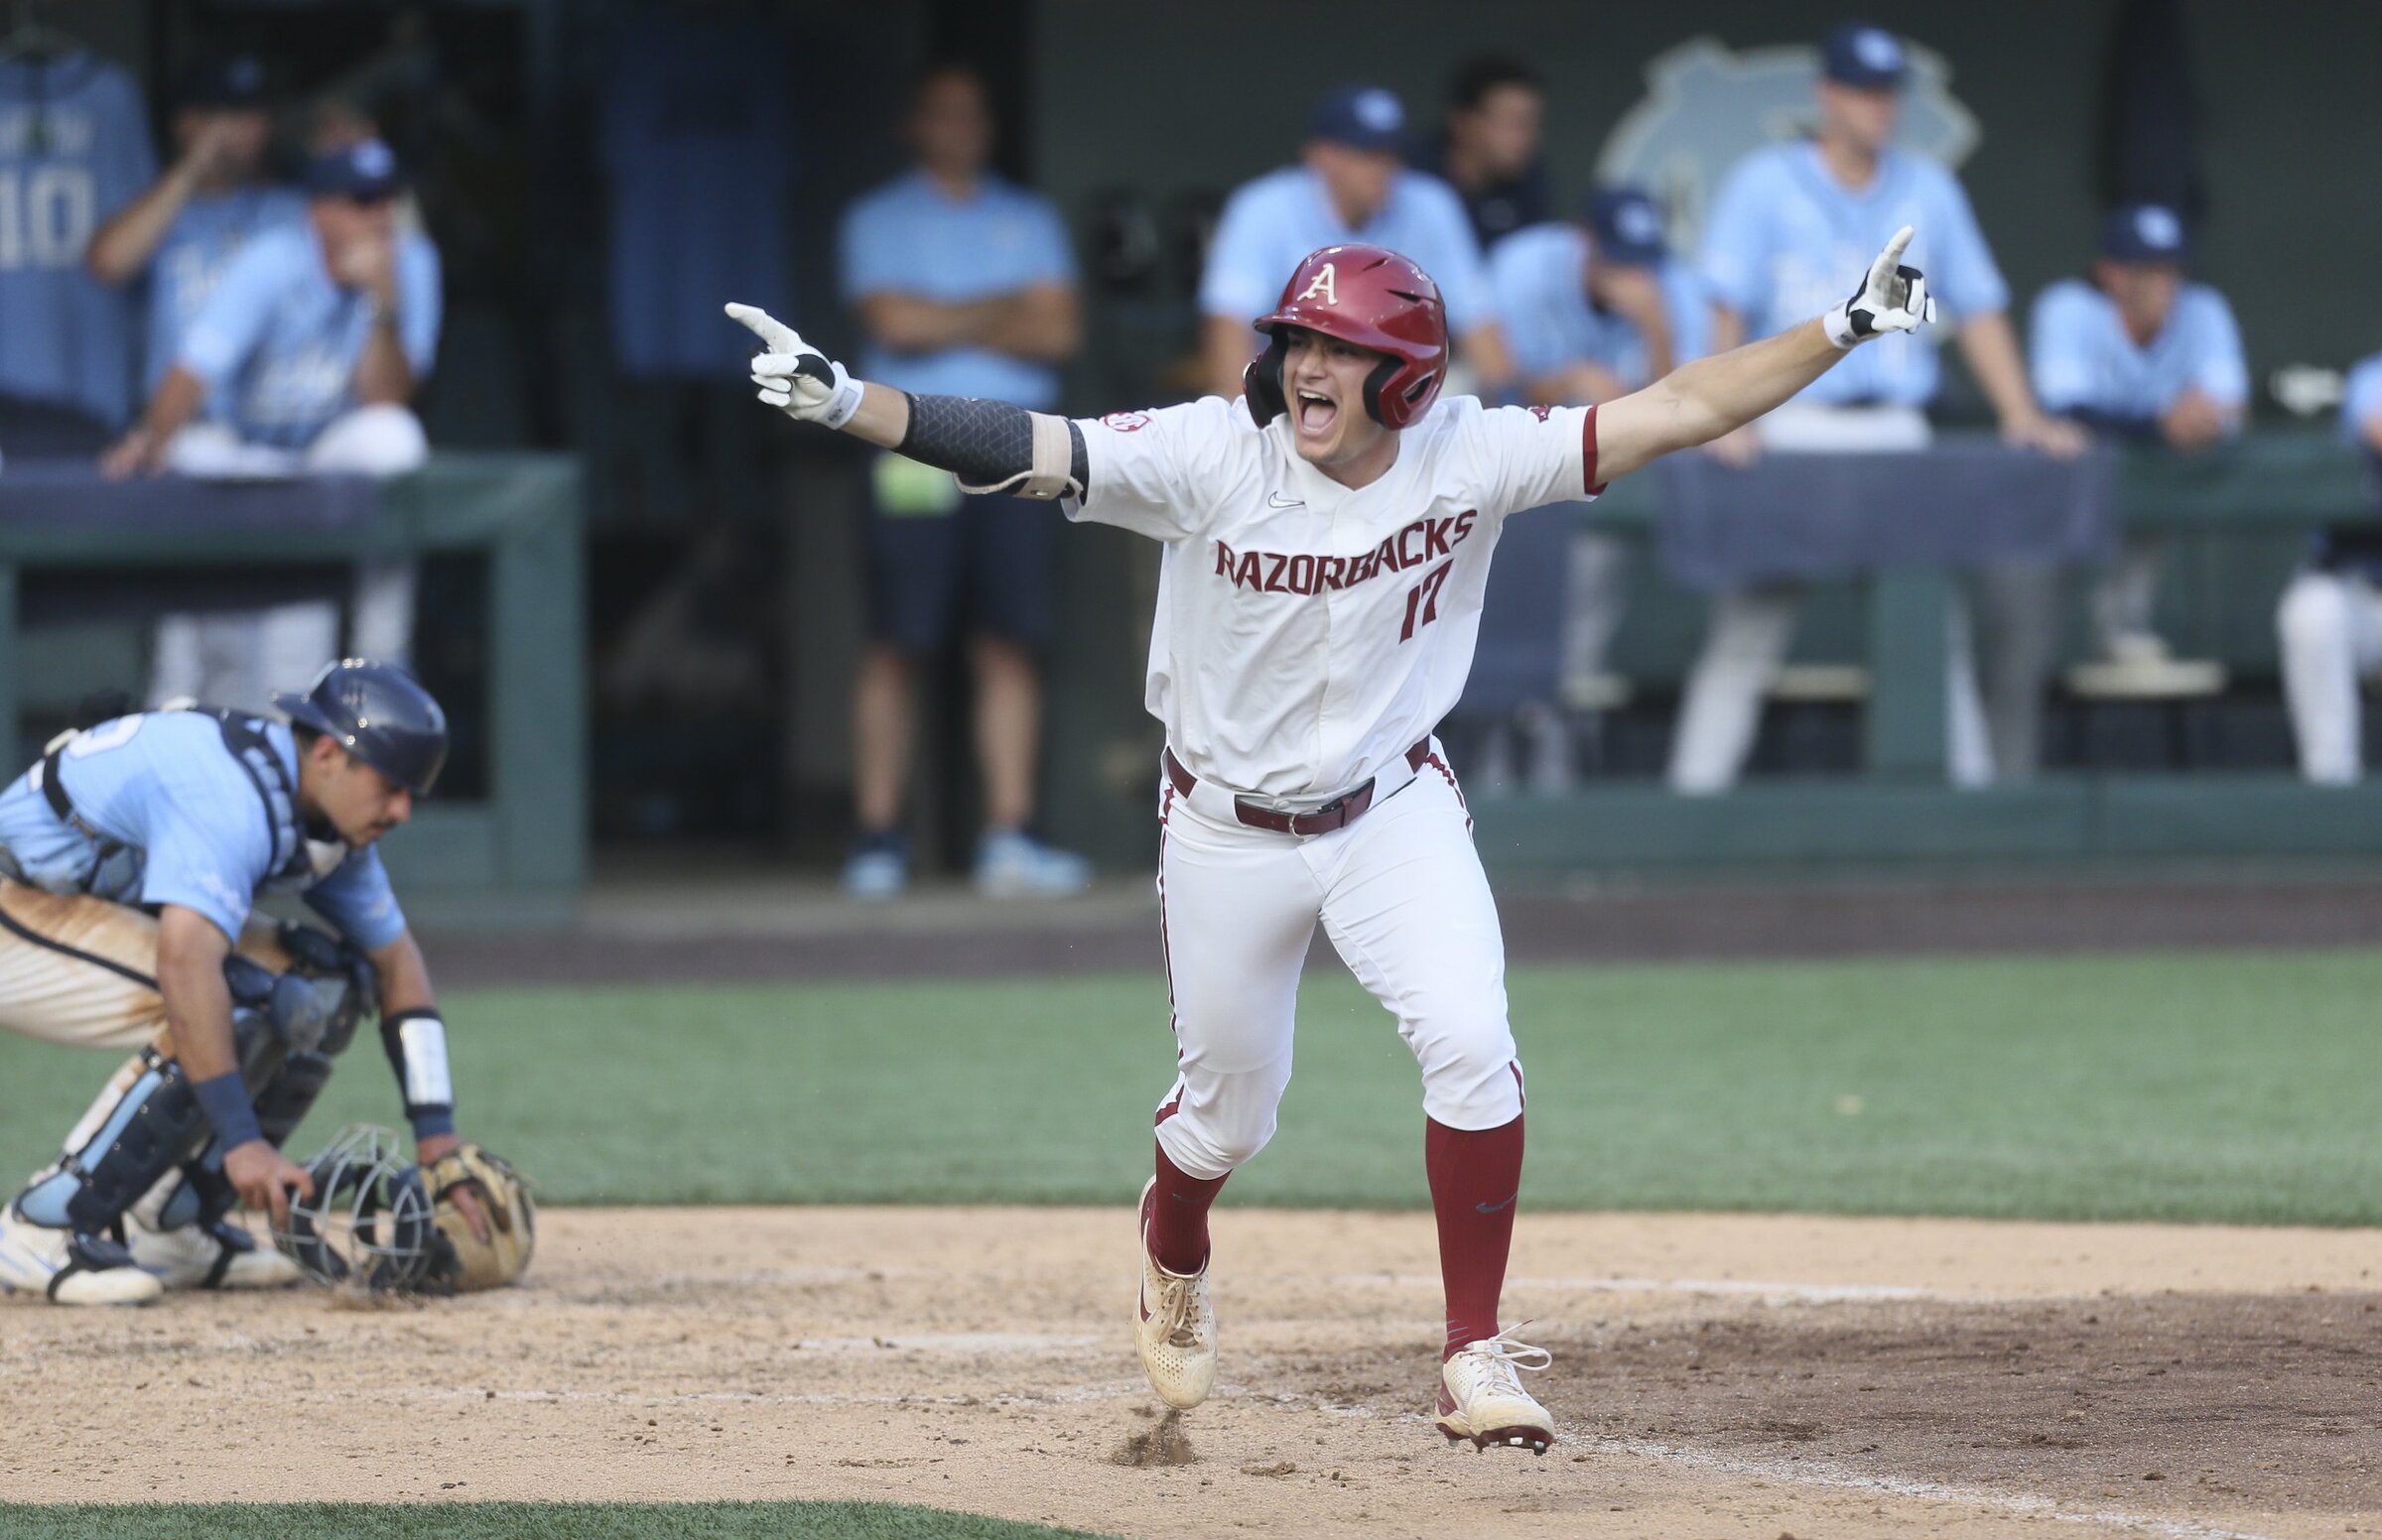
top-left (727, 302), bottom-right (1088, 499)
top-left (1592, 227), bottom-right (1936, 482)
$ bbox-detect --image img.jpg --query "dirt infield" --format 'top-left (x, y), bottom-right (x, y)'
top-left (4, 1209), bottom-right (2376, 1539)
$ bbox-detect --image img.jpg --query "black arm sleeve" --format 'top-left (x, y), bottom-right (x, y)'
top-left (895, 393), bottom-right (1090, 493)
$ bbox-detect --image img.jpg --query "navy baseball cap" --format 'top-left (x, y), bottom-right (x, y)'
top-left (1584, 187), bottom-right (1668, 266)
top-left (1309, 84), bottom-right (1407, 155)
top-left (2100, 202), bottom-right (2189, 263)
top-left (1821, 23), bottom-right (1910, 89)
top-left (178, 53), bottom-right (268, 110)
top-left (304, 138), bottom-right (403, 201)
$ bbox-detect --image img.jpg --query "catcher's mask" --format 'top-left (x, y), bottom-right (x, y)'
top-left (272, 1125), bottom-right (452, 1294)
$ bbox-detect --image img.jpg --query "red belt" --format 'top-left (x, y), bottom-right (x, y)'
top-left (1163, 740), bottom-right (1431, 836)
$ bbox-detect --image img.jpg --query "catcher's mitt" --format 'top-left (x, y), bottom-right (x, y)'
top-left (422, 1143), bottom-right (535, 1291)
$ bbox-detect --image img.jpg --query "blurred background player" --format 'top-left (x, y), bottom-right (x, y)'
top-left (82, 54), bottom-right (316, 717)
top-left (1418, 56), bottom-right (1550, 253)
top-left (2277, 351), bottom-right (2382, 784)
top-left (0, 661), bottom-right (481, 1306)
top-left (2031, 201), bottom-right (2245, 675)
top-left (0, 29), bottom-right (151, 459)
top-left (1669, 22), bottom-right (2084, 793)
top-left (1478, 186), bottom-right (1708, 789)
top-left (85, 54), bottom-right (303, 397)
top-left (1200, 83), bottom-right (1513, 402)
top-left (836, 63), bottom-right (1088, 899)
top-left (101, 138), bottom-right (442, 715)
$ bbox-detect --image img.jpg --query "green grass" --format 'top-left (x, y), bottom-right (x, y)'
top-left (2, 950), bottom-right (2377, 1224)
top-left (0, 1503), bottom-right (1111, 1539)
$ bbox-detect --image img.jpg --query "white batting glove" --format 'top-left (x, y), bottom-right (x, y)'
top-left (1821, 225), bottom-right (1937, 349)
top-left (725, 302), bottom-right (864, 429)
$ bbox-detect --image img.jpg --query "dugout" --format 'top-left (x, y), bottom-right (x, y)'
top-left (7, 0), bottom-right (2382, 901)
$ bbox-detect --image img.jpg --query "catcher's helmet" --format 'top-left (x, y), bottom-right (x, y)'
top-left (1243, 244), bottom-right (1449, 432)
top-left (272, 658), bottom-right (449, 795)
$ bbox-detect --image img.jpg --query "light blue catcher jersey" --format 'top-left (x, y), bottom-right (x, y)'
top-left (839, 170), bottom-right (1076, 408)
top-left (0, 710), bottom-right (407, 951)
top-left (1200, 166), bottom-right (1496, 334)
top-left (177, 222), bottom-right (442, 449)
top-left (0, 52), bottom-right (154, 426)
top-left (1489, 223), bottom-right (1711, 390)
top-left (144, 186), bottom-right (308, 392)
top-left (1698, 143), bottom-right (2007, 407)
top-left (2029, 278), bottom-right (2247, 426)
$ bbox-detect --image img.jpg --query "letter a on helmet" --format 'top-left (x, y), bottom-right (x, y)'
top-left (1243, 244), bottom-right (1448, 432)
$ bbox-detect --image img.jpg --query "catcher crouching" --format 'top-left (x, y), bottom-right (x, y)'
top-left (0, 660), bottom-right (529, 1304)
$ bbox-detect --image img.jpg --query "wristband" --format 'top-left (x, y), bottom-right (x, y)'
top-left (193, 1071), bottom-right (264, 1150)
top-left (1820, 300), bottom-right (1863, 351)
top-left (381, 1007), bottom-right (455, 1138)
top-left (816, 360), bottom-right (864, 431)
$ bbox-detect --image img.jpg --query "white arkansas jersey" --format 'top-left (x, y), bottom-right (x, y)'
top-left (1068, 394), bottom-right (1602, 801)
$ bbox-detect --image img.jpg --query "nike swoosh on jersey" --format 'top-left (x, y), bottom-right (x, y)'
top-left (1266, 492), bottom-right (1304, 509)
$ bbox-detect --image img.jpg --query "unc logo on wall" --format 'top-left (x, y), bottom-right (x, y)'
top-left (1594, 37), bottom-right (1980, 254)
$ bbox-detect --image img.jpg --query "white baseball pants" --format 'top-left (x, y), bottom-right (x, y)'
top-left (2278, 571), bottom-right (2382, 785)
top-left (1151, 744), bottom-right (1523, 1182)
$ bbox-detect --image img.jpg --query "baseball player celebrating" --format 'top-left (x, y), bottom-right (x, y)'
top-left (0, 660), bottom-right (489, 1305)
top-left (729, 228), bottom-right (1935, 1452)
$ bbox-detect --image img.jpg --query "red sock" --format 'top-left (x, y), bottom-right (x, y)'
top-left (1426, 1113), bottom-right (1524, 1357)
top-left (1145, 1140), bottom-right (1229, 1275)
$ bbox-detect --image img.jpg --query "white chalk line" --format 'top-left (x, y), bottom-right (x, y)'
top-left (1328, 1272), bottom-right (1932, 1304)
top-left (1604, 1437), bottom-right (2294, 1540)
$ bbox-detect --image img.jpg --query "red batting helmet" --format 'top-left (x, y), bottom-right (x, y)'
top-left (1243, 244), bottom-right (1449, 432)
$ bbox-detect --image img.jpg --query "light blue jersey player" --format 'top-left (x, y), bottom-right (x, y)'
top-left (1199, 84), bottom-right (1511, 403)
top-left (842, 159), bottom-right (1076, 410)
top-left (828, 64), bottom-right (1091, 903)
top-left (2030, 204), bottom-right (2246, 441)
top-left (83, 55), bottom-right (307, 393)
top-left (1669, 24), bottom-right (2084, 796)
top-left (2032, 202), bottom-right (2246, 661)
top-left (1492, 187), bottom-right (1710, 403)
top-left (107, 139), bottom-right (441, 475)
top-left (2278, 355), bottom-right (2382, 785)
top-left (0, 662), bottom-right (486, 1307)
top-left (0, 47), bottom-right (153, 437)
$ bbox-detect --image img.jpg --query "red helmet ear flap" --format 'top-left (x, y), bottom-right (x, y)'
top-left (1243, 331), bottom-right (1290, 427)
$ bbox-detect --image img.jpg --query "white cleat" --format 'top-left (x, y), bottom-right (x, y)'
top-left (0, 1203), bottom-right (163, 1306)
top-left (1436, 1328), bottom-right (1556, 1454)
top-left (128, 1219), bottom-right (301, 1291)
top-left (1132, 1177), bottom-right (1217, 1409)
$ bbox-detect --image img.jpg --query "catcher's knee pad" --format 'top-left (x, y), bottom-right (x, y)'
top-left (22, 1047), bottom-right (216, 1233)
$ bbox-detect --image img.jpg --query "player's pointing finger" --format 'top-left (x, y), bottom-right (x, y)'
top-left (1879, 225), bottom-right (1915, 271)
top-left (725, 302), bottom-right (798, 352)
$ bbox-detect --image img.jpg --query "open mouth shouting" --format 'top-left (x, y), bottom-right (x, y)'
top-left (1294, 386), bottom-right (1340, 441)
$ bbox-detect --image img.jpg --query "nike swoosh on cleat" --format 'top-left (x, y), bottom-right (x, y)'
top-left (1474, 1195), bottom-right (1518, 1215)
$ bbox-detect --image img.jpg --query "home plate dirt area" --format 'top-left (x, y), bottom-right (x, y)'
top-left (3, 1207), bottom-right (2376, 1540)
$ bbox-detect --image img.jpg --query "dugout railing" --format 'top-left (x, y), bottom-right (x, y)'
top-left (0, 454), bottom-right (585, 923)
